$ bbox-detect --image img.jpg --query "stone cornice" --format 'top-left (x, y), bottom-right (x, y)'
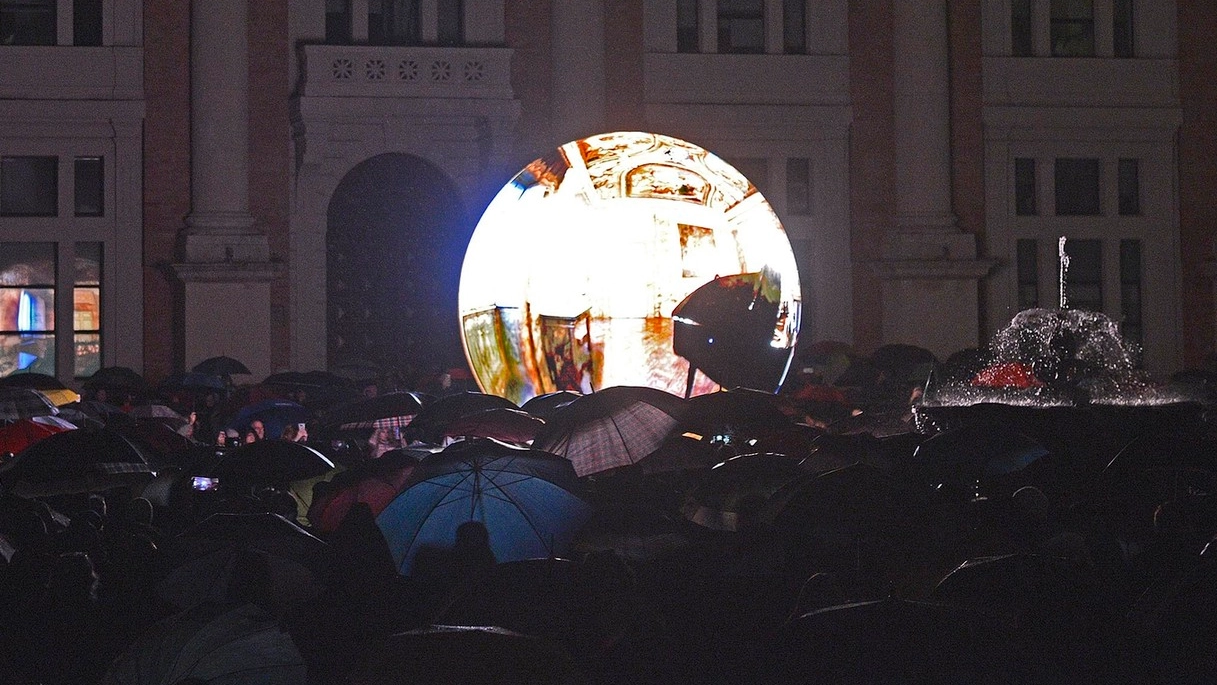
top-left (868, 258), bottom-right (998, 281)
top-left (170, 261), bottom-right (283, 284)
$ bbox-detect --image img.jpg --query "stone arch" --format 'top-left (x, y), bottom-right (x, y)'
top-left (326, 152), bottom-right (471, 382)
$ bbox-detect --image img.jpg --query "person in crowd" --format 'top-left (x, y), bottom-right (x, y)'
top-left (367, 424), bottom-right (404, 459)
top-left (249, 419), bottom-right (266, 441)
top-left (281, 422), bottom-right (309, 443)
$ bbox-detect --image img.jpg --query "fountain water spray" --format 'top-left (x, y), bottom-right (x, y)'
top-left (1058, 236), bottom-right (1070, 310)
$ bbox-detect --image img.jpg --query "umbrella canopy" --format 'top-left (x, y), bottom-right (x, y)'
top-left (910, 425), bottom-right (1051, 492)
top-left (225, 398), bottom-right (309, 441)
top-left (61, 399), bottom-right (131, 427)
top-left (0, 417), bottom-right (69, 456)
top-left (680, 452), bottom-right (811, 532)
top-left (441, 407), bottom-right (545, 445)
top-left (208, 440), bottom-right (336, 486)
top-left (316, 390), bottom-right (426, 431)
top-left (192, 355), bottom-right (252, 377)
top-left (84, 365), bottom-right (146, 391)
top-left (159, 371), bottom-right (228, 392)
top-left (347, 625), bottom-right (583, 685)
top-left (870, 343), bottom-right (939, 387)
top-left (376, 438), bottom-right (593, 576)
top-left (0, 426), bottom-right (155, 497)
top-left (671, 269), bottom-right (791, 393)
top-left (0, 386), bottom-right (58, 421)
top-left (760, 597), bottom-right (1013, 685)
top-left (0, 371), bottom-right (68, 391)
top-left (129, 404), bottom-right (189, 428)
top-left (306, 449), bottom-right (421, 533)
top-left (519, 390), bottom-right (582, 420)
top-left (102, 601), bottom-right (308, 685)
top-left (680, 387), bottom-right (794, 441)
top-left (531, 385), bottom-right (687, 477)
top-left (404, 391), bottom-right (519, 445)
top-left (156, 512), bottom-right (330, 611)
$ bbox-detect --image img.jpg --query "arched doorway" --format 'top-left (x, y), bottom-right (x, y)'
top-left (326, 153), bottom-right (470, 384)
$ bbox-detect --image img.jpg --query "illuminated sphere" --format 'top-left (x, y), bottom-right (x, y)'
top-left (458, 131), bottom-right (801, 405)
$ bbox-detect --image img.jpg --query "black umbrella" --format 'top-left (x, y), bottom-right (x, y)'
top-left (193, 355), bottom-right (252, 376)
top-left (347, 625), bottom-right (583, 685)
top-left (0, 387), bottom-right (58, 421)
top-left (520, 390), bottom-right (582, 420)
top-left (405, 391), bottom-right (519, 445)
top-left (671, 269), bottom-right (792, 394)
top-left (760, 597), bottom-right (1015, 684)
top-left (156, 512), bottom-right (329, 611)
top-left (208, 439), bottom-right (336, 486)
top-left (316, 391), bottom-right (426, 430)
top-left (84, 365), bottom-right (145, 389)
top-left (680, 387), bottom-right (794, 440)
top-left (0, 372), bottom-right (68, 391)
top-left (0, 426), bottom-right (155, 497)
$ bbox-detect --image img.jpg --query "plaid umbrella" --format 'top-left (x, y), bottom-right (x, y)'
top-left (531, 385), bottom-right (687, 477)
top-left (0, 387), bottom-right (59, 421)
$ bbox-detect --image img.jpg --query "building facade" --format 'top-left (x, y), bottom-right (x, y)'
top-left (0, 0), bottom-right (1213, 386)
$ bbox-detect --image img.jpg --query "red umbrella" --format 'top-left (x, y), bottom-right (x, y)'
top-left (971, 361), bottom-right (1045, 389)
top-left (0, 418), bottom-right (69, 456)
top-left (307, 449), bottom-right (420, 533)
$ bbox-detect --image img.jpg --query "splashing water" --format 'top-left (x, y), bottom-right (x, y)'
top-left (921, 308), bottom-right (1194, 408)
top-left (1058, 236), bottom-right (1070, 310)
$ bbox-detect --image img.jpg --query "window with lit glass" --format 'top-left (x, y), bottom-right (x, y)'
top-left (0, 243), bottom-right (56, 378)
top-left (74, 242), bottom-right (101, 378)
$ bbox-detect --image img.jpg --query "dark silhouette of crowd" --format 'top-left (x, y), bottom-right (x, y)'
top-left (1, 343), bottom-right (1217, 685)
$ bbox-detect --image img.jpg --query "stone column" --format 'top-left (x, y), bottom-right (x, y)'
top-left (551, 0), bottom-right (605, 144)
top-left (873, 0), bottom-right (993, 360)
top-left (173, 0), bottom-right (278, 380)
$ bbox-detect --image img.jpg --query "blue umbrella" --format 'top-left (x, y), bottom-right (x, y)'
top-left (226, 399), bottom-right (309, 441)
top-left (376, 438), bottom-right (593, 576)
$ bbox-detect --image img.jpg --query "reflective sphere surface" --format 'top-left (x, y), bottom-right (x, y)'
top-left (459, 132), bottom-right (801, 404)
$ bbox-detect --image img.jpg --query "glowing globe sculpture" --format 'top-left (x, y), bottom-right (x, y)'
top-left (458, 131), bottom-right (801, 405)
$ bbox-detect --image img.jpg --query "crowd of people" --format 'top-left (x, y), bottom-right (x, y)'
top-left (0, 343), bottom-right (1215, 684)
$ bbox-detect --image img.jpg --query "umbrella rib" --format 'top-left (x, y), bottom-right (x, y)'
top-left (478, 457), bottom-right (559, 557)
top-left (394, 469), bottom-right (478, 562)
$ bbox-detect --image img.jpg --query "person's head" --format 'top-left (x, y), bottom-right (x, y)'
top-left (243, 430), bottom-right (258, 444)
top-left (215, 430), bottom-right (227, 446)
top-left (250, 420), bottom-right (265, 440)
top-left (281, 422), bottom-right (308, 442)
